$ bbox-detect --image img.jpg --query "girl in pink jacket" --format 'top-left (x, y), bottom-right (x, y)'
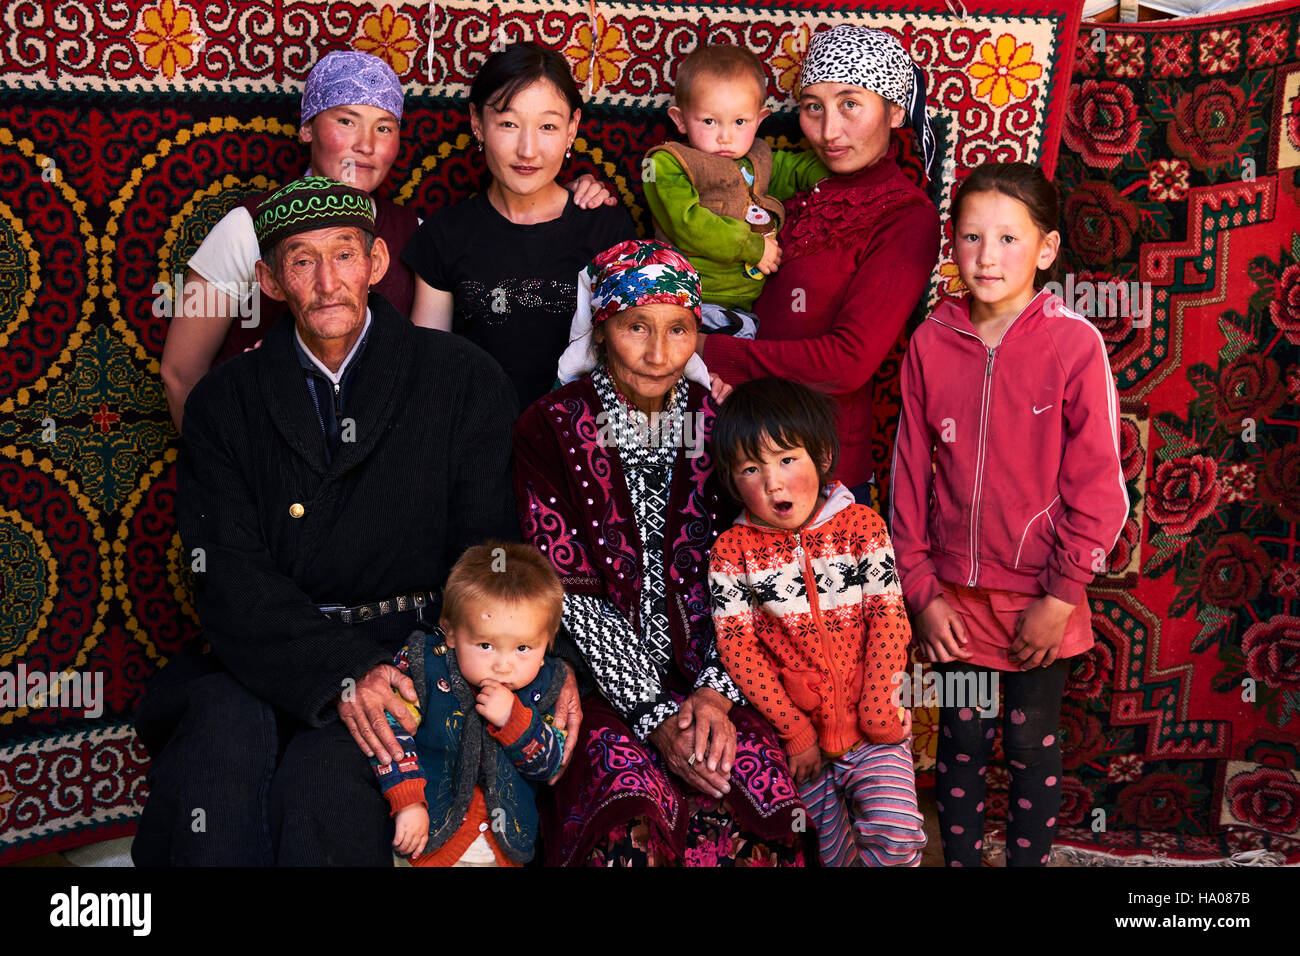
top-left (889, 162), bottom-right (1129, 866)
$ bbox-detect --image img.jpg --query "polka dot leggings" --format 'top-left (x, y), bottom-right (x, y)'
top-left (933, 660), bottom-right (1069, 867)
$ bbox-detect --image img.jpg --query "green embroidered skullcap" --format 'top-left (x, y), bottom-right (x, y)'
top-left (253, 176), bottom-right (376, 254)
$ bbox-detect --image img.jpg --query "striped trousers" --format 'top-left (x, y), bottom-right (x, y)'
top-left (798, 740), bottom-right (926, 867)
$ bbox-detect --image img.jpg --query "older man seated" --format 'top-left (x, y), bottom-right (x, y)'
top-left (133, 178), bottom-right (572, 865)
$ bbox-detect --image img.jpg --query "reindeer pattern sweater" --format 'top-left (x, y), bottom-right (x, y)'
top-left (709, 483), bottom-right (911, 757)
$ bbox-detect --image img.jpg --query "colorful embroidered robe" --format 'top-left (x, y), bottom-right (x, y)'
top-left (513, 373), bottom-right (804, 864)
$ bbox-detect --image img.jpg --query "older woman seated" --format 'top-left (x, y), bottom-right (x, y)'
top-left (513, 240), bottom-right (804, 866)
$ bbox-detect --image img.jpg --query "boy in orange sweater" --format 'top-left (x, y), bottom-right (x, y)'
top-left (708, 378), bottom-right (925, 866)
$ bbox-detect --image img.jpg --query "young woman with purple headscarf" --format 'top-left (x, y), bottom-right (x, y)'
top-left (160, 48), bottom-right (613, 430)
top-left (159, 51), bottom-right (417, 430)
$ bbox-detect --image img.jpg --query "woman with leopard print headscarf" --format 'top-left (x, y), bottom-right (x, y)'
top-left (697, 25), bottom-right (941, 508)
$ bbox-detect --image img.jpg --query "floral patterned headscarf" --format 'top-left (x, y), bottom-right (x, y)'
top-left (555, 239), bottom-right (712, 388)
top-left (589, 240), bottom-right (702, 327)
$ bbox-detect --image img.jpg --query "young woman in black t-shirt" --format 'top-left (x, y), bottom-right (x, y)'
top-left (403, 42), bottom-right (635, 410)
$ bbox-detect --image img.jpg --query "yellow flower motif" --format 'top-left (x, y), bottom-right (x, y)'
top-left (564, 14), bottom-right (629, 94)
top-left (0, 776), bottom-right (14, 829)
top-left (968, 34), bottom-right (1043, 108)
top-left (134, 0), bottom-right (200, 79)
top-left (939, 261), bottom-right (967, 296)
top-left (772, 25), bottom-right (813, 95)
top-left (911, 702), bottom-right (939, 767)
top-left (355, 5), bottom-right (420, 76)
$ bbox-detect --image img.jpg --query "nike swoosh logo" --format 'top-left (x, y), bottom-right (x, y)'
top-left (1033, 405), bottom-right (1053, 415)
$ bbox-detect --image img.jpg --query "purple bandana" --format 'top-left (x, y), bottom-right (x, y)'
top-left (301, 50), bottom-right (404, 124)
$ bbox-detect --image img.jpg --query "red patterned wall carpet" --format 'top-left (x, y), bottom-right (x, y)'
top-left (1034, 0), bottom-right (1300, 864)
top-left (0, 0), bottom-right (1295, 866)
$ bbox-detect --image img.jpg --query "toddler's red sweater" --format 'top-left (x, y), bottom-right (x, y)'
top-left (710, 483), bottom-right (911, 757)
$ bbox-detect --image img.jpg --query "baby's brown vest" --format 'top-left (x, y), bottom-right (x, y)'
top-left (646, 138), bottom-right (786, 239)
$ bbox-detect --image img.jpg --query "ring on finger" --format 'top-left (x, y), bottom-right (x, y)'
top-left (686, 753), bottom-right (697, 767)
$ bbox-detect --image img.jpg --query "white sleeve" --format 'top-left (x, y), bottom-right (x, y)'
top-left (187, 205), bottom-right (260, 303)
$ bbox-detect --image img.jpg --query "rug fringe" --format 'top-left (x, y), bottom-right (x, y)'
top-left (1045, 844), bottom-right (1285, 867)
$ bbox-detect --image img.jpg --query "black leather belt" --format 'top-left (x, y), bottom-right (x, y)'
top-left (318, 590), bottom-right (438, 624)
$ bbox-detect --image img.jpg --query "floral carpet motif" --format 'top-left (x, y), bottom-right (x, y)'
top-left (0, 0), bottom-right (1083, 862)
top-left (1035, 0), bottom-right (1300, 861)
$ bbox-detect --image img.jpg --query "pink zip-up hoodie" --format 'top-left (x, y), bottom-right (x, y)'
top-left (888, 290), bottom-right (1129, 614)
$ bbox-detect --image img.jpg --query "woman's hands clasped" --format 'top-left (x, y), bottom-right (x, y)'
top-left (650, 688), bottom-right (737, 799)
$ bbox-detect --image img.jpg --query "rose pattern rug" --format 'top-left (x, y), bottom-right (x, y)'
top-left (1017, 0), bottom-right (1300, 861)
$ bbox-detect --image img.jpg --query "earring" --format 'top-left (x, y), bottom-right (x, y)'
top-left (566, 144), bottom-right (573, 159)
top-left (476, 140), bottom-right (484, 153)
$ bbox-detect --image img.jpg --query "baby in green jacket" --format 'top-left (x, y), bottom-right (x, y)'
top-left (642, 44), bottom-right (826, 337)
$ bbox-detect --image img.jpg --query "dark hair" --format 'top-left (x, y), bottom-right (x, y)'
top-left (440, 541), bottom-right (564, 642)
top-left (711, 378), bottom-right (840, 502)
top-left (674, 44), bottom-right (768, 109)
top-left (951, 161), bottom-right (1061, 286)
top-left (469, 41), bottom-right (583, 117)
